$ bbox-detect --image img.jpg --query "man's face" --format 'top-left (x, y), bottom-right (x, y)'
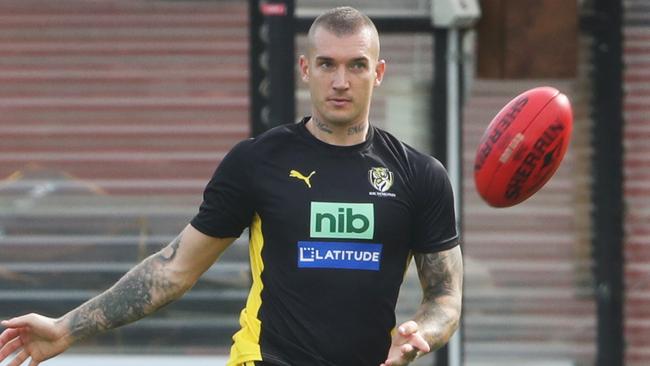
top-left (299, 26), bottom-right (385, 127)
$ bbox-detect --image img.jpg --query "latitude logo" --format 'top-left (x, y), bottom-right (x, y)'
top-left (297, 241), bottom-right (382, 271)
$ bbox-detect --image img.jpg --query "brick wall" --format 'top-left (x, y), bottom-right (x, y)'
top-left (0, 0), bottom-right (250, 353)
top-left (624, 0), bottom-right (650, 364)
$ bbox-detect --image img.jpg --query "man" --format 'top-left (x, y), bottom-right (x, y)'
top-left (0, 6), bottom-right (462, 366)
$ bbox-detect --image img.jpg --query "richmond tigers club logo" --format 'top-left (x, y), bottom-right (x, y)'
top-left (368, 167), bottom-right (394, 192)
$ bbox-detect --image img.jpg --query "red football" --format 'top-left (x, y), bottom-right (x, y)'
top-left (473, 86), bottom-right (573, 207)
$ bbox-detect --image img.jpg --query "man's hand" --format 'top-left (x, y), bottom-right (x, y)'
top-left (0, 225), bottom-right (235, 366)
top-left (380, 320), bottom-right (431, 366)
top-left (0, 314), bottom-right (71, 366)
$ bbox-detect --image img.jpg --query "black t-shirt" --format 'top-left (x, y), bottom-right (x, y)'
top-left (191, 117), bottom-right (458, 366)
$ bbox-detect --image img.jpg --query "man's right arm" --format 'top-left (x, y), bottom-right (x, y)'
top-left (0, 224), bottom-right (235, 366)
top-left (61, 224), bottom-right (235, 341)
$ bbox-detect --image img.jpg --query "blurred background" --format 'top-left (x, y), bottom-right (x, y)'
top-left (0, 0), bottom-right (644, 365)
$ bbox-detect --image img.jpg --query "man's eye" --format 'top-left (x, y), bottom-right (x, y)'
top-left (351, 62), bottom-right (367, 70)
top-left (319, 62), bottom-right (333, 69)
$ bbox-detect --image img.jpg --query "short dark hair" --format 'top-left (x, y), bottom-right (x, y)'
top-left (308, 6), bottom-right (378, 40)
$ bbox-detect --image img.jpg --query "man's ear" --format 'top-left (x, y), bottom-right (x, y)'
top-left (299, 55), bottom-right (309, 82)
top-left (374, 59), bottom-right (386, 87)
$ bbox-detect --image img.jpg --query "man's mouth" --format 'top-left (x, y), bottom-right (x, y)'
top-left (327, 97), bottom-right (351, 106)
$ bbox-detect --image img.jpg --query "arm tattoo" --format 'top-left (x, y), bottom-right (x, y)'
top-left (413, 246), bottom-right (463, 350)
top-left (64, 234), bottom-right (187, 341)
top-left (313, 117), bottom-right (333, 134)
top-left (160, 234), bottom-right (182, 262)
top-left (347, 123), bottom-right (367, 136)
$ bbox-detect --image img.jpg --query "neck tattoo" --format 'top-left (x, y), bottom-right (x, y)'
top-left (347, 123), bottom-right (367, 136)
top-left (313, 117), bottom-right (333, 134)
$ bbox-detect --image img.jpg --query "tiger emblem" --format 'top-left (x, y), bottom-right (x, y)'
top-left (368, 167), bottom-right (394, 192)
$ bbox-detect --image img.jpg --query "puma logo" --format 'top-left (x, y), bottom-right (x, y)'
top-left (289, 169), bottom-right (316, 188)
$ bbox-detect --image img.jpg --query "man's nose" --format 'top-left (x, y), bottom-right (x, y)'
top-left (332, 66), bottom-right (349, 90)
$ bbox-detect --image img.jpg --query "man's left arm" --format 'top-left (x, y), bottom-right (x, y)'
top-left (381, 245), bottom-right (463, 366)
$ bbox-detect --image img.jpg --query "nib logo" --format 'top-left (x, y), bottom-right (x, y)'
top-left (310, 202), bottom-right (374, 239)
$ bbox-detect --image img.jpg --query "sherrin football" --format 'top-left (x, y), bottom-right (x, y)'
top-left (473, 86), bottom-right (573, 207)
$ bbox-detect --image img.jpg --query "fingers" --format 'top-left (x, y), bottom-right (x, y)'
top-left (397, 320), bottom-right (418, 336)
top-left (0, 336), bottom-right (23, 359)
top-left (3, 314), bottom-right (57, 341)
top-left (382, 339), bottom-right (419, 366)
top-left (382, 348), bottom-right (416, 366)
top-left (396, 321), bottom-right (430, 353)
top-left (400, 343), bottom-right (414, 354)
top-left (399, 344), bottom-right (418, 363)
top-left (1, 314), bottom-right (38, 329)
top-left (8, 350), bottom-right (29, 366)
top-left (406, 333), bottom-right (430, 353)
top-left (383, 321), bottom-right (433, 366)
top-left (0, 328), bottom-right (20, 347)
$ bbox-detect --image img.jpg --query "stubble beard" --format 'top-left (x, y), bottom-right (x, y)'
top-left (317, 103), bottom-right (364, 128)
